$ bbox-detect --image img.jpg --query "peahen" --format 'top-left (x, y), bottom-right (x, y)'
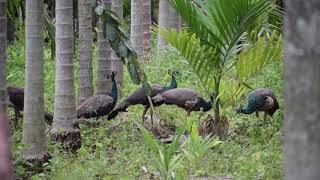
top-left (107, 72), bottom-right (179, 121)
top-left (77, 72), bottom-right (118, 120)
top-left (152, 88), bottom-right (213, 116)
top-left (7, 86), bottom-right (53, 125)
top-left (236, 88), bottom-right (279, 120)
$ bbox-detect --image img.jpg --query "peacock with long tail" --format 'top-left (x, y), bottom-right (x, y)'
top-left (152, 88), bottom-right (213, 116)
top-left (77, 72), bottom-right (118, 120)
top-left (107, 71), bottom-right (179, 121)
top-left (7, 86), bottom-right (53, 126)
top-left (236, 88), bottom-right (279, 120)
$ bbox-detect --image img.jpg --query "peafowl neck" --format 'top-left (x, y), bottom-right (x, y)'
top-left (200, 100), bottom-right (212, 112)
top-left (164, 75), bottom-right (177, 90)
top-left (237, 106), bottom-right (255, 114)
top-left (110, 77), bottom-right (118, 102)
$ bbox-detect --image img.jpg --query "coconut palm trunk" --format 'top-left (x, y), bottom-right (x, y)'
top-left (157, 0), bottom-right (169, 47)
top-left (0, 106), bottom-right (14, 179)
top-left (111, 0), bottom-right (124, 89)
top-left (96, 0), bottom-right (113, 94)
top-left (285, 0), bottom-right (320, 178)
top-left (168, 4), bottom-right (181, 30)
top-left (143, 0), bottom-right (151, 61)
top-left (157, 0), bottom-right (181, 49)
top-left (78, 0), bottom-right (93, 104)
top-left (0, 0), bottom-right (7, 109)
top-left (22, 0), bottom-right (49, 161)
top-left (131, 0), bottom-right (151, 61)
top-left (50, 0), bottom-right (81, 152)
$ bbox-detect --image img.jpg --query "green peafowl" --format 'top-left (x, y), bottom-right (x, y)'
top-left (77, 72), bottom-right (118, 120)
top-left (152, 88), bottom-right (213, 116)
top-left (7, 86), bottom-right (53, 126)
top-left (107, 71), bottom-right (179, 121)
top-left (236, 88), bottom-right (279, 120)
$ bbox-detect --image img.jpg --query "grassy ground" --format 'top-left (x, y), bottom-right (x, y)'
top-left (7, 38), bottom-right (283, 179)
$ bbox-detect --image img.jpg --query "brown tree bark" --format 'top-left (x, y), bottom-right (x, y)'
top-left (285, 1), bottom-right (320, 179)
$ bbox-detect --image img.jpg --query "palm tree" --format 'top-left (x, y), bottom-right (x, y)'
top-left (131, 0), bottom-right (151, 61)
top-left (157, 0), bottom-right (169, 47)
top-left (143, 0), bottom-right (152, 61)
top-left (0, 0), bottom-right (7, 108)
top-left (157, 0), bottom-right (181, 48)
top-left (0, 106), bottom-right (14, 179)
top-left (50, 0), bottom-right (81, 152)
top-left (111, 0), bottom-right (124, 88)
top-left (96, 0), bottom-right (113, 94)
top-left (284, 0), bottom-right (320, 178)
top-left (159, 0), bottom-right (282, 126)
top-left (22, 0), bottom-right (49, 161)
top-left (78, 0), bottom-right (93, 104)
top-left (168, 3), bottom-right (181, 29)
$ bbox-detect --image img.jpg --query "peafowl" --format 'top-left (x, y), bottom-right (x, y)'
top-left (152, 88), bottom-right (213, 116)
top-left (7, 86), bottom-right (53, 126)
top-left (236, 88), bottom-right (279, 120)
top-left (77, 72), bottom-right (118, 120)
top-left (107, 72), bottom-right (179, 121)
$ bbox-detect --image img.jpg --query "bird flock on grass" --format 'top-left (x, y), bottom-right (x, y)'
top-left (6, 71), bottom-right (279, 128)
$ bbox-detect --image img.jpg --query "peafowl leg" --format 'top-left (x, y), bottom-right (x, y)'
top-left (14, 109), bottom-right (19, 127)
top-left (141, 107), bottom-right (149, 124)
top-left (255, 111), bottom-right (259, 117)
top-left (187, 111), bottom-right (191, 116)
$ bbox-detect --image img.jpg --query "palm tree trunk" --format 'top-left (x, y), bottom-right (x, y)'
top-left (143, 0), bottom-right (151, 61)
top-left (0, 0), bottom-right (7, 109)
top-left (78, 0), bottom-right (93, 104)
top-left (50, 0), bottom-right (81, 152)
top-left (157, 0), bottom-right (169, 48)
top-left (285, 0), bottom-right (320, 179)
top-left (157, 0), bottom-right (181, 50)
top-left (22, 0), bottom-right (49, 162)
top-left (168, 3), bottom-right (181, 30)
top-left (131, 0), bottom-right (145, 60)
top-left (0, 107), bottom-right (14, 179)
top-left (111, 0), bottom-right (124, 91)
top-left (96, 0), bottom-right (112, 94)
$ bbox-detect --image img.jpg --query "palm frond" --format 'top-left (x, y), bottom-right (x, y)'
top-left (237, 32), bottom-right (282, 84)
top-left (95, 4), bottom-right (149, 90)
top-left (158, 28), bottom-right (219, 92)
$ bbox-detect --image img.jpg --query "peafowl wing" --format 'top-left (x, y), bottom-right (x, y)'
top-left (77, 95), bottom-right (115, 119)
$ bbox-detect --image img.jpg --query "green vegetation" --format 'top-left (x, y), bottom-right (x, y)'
top-left (7, 31), bottom-right (283, 178)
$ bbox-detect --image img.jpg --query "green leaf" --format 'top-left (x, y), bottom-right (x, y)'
top-left (237, 32), bottom-right (282, 84)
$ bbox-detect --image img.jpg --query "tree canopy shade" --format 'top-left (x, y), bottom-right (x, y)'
top-left (158, 0), bottom-right (282, 122)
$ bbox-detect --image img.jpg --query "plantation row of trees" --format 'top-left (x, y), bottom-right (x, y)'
top-left (0, 0), bottom-right (183, 162)
top-left (1, 0), bottom-right (320, 179)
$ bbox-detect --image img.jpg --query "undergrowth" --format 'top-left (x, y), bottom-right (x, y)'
top-left (7, 39), bottom-right (283, 179)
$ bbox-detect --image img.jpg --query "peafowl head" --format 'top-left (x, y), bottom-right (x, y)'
top-left (107, 71), bottom-right (117, 80)
top-left (236, 105), bottom-right (243, 114)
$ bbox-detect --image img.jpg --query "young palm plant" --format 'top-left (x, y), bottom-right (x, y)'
top-left (135, 121), bottom-right (185, 179)
top-left (158, 0), bottom-right (283, 127)
top-left (183, 122), bottom-right (222, 172)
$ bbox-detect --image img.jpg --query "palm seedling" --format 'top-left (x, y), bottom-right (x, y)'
top-left (158, 0), bottom-right (283, 137)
